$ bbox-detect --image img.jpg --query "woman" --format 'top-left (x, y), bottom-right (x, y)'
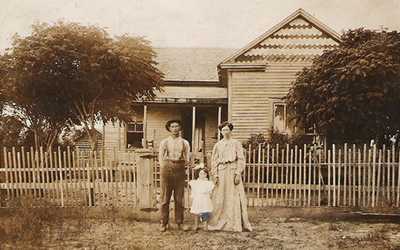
top-left (208, 121), bottom-right (252, 232)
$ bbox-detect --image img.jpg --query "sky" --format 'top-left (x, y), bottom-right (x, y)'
top-left (0, 0), bottom-right (399, 51)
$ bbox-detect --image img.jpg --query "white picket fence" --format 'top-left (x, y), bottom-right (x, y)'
top-left (242, 144), bottom-right (400, 208)
top-left (1, 144), bottom-right (400, 209)
top-left (0, 147), bottom-right (140, 207)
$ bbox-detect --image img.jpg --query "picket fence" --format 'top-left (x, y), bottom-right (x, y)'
top-left (243, 143), bottom-right (400, 208)
top-left (0, 144), bottom-right (400, 209)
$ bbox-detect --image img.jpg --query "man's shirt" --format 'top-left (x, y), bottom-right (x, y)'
top-left (158, 136), bottom-right (190, 165)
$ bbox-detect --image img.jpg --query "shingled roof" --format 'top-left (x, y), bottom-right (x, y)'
top-left (154, 48), bottom-right (235, 82)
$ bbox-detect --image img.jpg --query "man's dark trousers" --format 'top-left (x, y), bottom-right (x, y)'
top-left (160, 160), bottom-right (186, 226)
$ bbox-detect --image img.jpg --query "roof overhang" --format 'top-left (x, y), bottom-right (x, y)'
top-left (134, 98), bottom-right (228, 105)
top-left (218, 63), bottom-right (267, 70)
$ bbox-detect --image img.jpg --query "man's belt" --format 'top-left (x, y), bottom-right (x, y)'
top-left (165, 159), bottom-right (185, 163)
top-left (219, 159), bottom-right (238, 165)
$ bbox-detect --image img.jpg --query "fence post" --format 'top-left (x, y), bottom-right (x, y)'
top-left (57, 147), bottom-right (65, 207)
top-left (266, 144), bottom-right (270, 205)
top-left (3, 148), bottom-right (10, 203)
top-left (135, 149), bottom-right (155, 209)
top-left (372, 145), bottom-right (376, 208)
top-left (285, 144), bottom-right (289, 205)
top-left (317, 148), bottom-right (321, 207)
top-left (257, 144), bottom-right (261, 204)
top-left (332, 145), bottom-right (336, 207)
top-left (397, 149), bottom-right (400, 207)
top-left (344, 144), bottom-right (348, 206)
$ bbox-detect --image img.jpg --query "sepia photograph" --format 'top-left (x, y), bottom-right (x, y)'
top-left (0, 0), bottom-right (400, 249)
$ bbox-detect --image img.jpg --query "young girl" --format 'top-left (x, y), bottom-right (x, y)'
top-left (189, 165), bottom-right (215, 231)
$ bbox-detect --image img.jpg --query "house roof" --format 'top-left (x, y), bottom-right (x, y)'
top-left (75, 129), bottom-right (103, 142)
top-left (154, 48), bottom-right (235, 82)
top-left (219, 8), bottom-right (341, 66)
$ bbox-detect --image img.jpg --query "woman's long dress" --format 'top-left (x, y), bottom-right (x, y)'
top-left (208, 138), bottom-right (252, 232)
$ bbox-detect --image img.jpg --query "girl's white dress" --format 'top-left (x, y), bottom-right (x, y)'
top-left (189, 179), bottom-right (214, 214)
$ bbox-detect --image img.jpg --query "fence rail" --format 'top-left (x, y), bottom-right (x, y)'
top-left (1, 144), bottom-right (400, 209)
top-left (242, 144), bottom-right (400, 208)
top-left (0, 146), bottom-right (139, 208)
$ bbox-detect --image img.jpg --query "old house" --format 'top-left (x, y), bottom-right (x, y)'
top-left (103, 8), bottom-right (341, 162)
top-left (103, 48), bottom-right (234, 162)
top-left (74, 129), bottom-right (103, 159)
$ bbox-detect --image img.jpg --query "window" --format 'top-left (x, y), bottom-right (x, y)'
top-left (273, 103), bottom-right (288, 133)
top-left (126, 121), bottom-right (144, 149)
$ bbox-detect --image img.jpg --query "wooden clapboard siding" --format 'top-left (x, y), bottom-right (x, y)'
top-left (103, 121), bottom-right (125, 161)
top-left (229, 62), bottom-right (310, 142)
top-left (222, 9), bottom-right (340, 142)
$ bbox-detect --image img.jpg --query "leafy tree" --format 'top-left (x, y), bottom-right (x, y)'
top-left (286, 28), bottom-right (400, 145)
top-left (59, 126), bottom-right (86, 148)
top-left (0, 22), bottom-right (163, 151)
top-left (0, 116), bottom-right (29, 147)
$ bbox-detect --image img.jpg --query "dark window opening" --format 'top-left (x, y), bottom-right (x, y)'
top-left (127, 121), bottom-right (144, 149)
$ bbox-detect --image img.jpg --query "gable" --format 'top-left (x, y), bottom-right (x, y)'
top-left (220, 9), bottom-right (341, 65)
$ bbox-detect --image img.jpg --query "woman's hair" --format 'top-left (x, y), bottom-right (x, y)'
top-left (218, 121), bottom-right (234, 131)
top-left (165, 120), bottom-right (182, 131)
top-left (194, 168), bottom-right (209, 179)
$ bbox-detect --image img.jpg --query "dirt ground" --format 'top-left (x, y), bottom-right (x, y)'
top-left (1, 207), bottom-right (400, 250)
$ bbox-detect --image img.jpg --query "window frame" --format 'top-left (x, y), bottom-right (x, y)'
top-left (272, 101), bottom-right (288, 133)
top-left (126, 120), bottom-right (144, 149)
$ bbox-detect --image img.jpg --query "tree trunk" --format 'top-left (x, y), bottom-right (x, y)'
top-left (33, 129), bottom-right (40, 153)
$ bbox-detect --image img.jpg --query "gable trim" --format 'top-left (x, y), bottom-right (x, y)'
top-left (219, 8), bottom-right (342, 66)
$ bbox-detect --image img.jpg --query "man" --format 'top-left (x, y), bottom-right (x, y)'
top-left (158, 120), bottom-right (190, 232)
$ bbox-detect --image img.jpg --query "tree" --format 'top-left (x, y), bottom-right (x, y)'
top-left (286, 28), bottom-right (400, 145)
top-left (0, 22), bottom-right (163, 151)
top-left (0, 116), bottom-right (30, 147)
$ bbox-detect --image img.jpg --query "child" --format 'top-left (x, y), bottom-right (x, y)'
top-left (188, 164), bottom-right (214, 231)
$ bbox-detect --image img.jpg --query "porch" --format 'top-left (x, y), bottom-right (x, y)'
top-left (134, 102), bottom-right (228, 165)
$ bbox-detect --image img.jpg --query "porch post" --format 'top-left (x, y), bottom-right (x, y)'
top-left (192, 106), bottom-right (196, 152)
top-left (143, 105), bottom-right (148, 148)
top-left (217, 106), bottom-right (222, 141)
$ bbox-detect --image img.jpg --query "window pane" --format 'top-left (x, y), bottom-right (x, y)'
top-left (127, 121), bottom-right (143, 132)
top-left (273, 104), bottom-right (286, 132)
top-left (127, 132), bottom-right (144, 148)
top-left (136, 123), bottom-right (144, 132)
top-left (127, 123), bottom-right (136, 132)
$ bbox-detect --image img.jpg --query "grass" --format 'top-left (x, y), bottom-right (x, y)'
top-left (0, 196), bottom-right (89, 247)
top-left (0, 199), bottom-right (399, 249)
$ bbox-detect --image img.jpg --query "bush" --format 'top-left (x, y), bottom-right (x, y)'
top-left (243, 127), bottom-right (313, 150)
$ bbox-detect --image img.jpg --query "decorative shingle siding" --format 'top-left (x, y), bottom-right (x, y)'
top-left (236, 17), bottom-right (339, 64)
top-left (224, 10), bottom-right (341, 142)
